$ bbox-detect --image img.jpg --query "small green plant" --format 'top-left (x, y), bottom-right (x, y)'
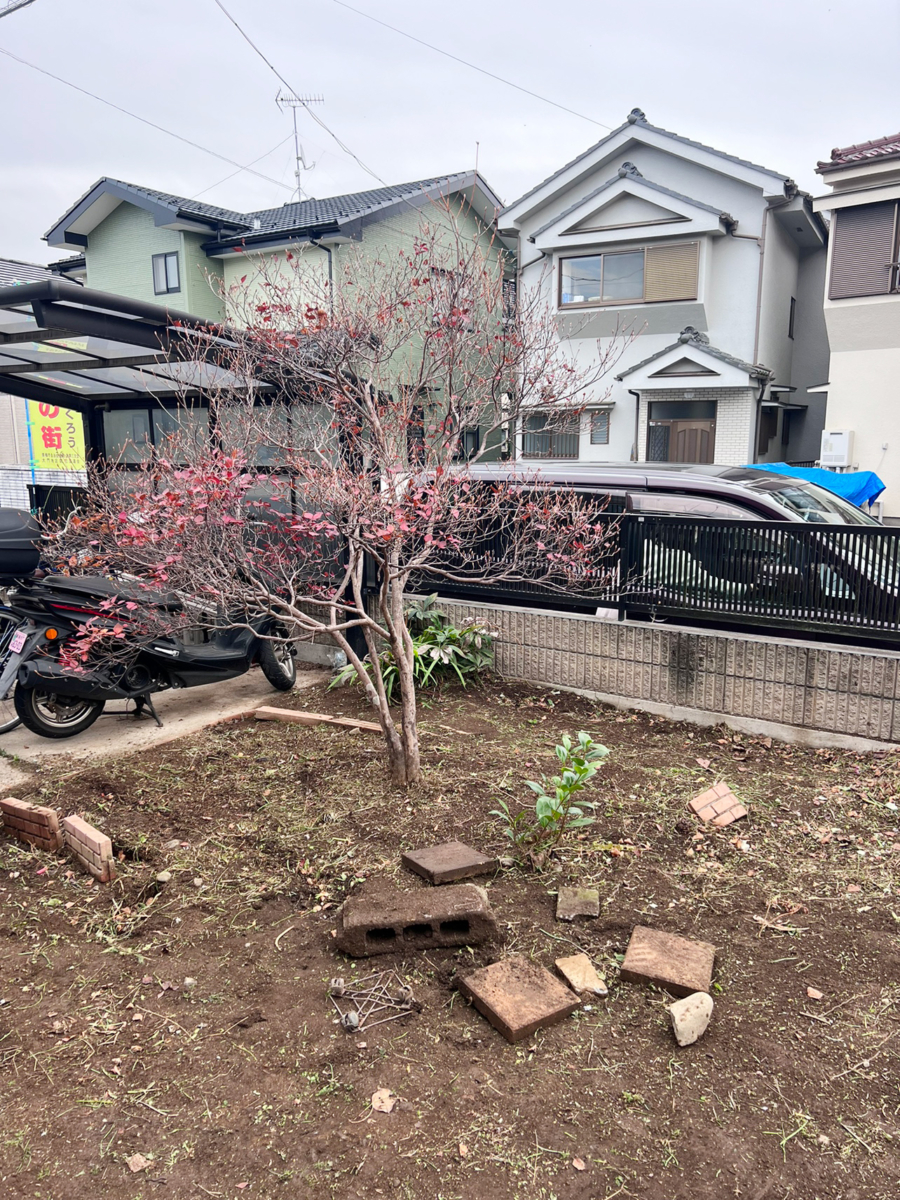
top-left (492, 731), bottom-right (609, 865)
top-left (329, 595), bottom-right (495, 703)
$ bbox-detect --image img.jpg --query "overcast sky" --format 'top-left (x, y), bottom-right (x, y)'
top-left (1, 0), bottom-right (898, 265)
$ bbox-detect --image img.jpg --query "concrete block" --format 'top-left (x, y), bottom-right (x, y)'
top-left (458, 956), bottom-right (580, 1043)
top-left (62, 814), bottom-right (115, 883)
top-left (335, 883), bottom-right (499, 957)
top-left (556, 887), bottom-right (599, 922)
top-left (620, 926), bottom-right (715, 997)
top-left (401, 841), bottom-right (497, 885)
top-left (0, 796), bottom-right (63, 851)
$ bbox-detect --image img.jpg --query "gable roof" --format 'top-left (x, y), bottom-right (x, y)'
top-left (531, 163), bottom-right (734, 239)
top-left (817, 131), bottom-right (900, 174)
top-left (46, 173), bottom-right (503, 253)
top-left (501, 109), bottom-right (793, 228)
top-left (0, 258), bottom-right (54, 288)
top-left (616, 326), bottom-right (771, 382)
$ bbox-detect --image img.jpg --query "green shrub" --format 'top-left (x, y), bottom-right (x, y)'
top-left (329, 595), bottom-right (495, 703)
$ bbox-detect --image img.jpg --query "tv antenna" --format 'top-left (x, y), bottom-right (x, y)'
top-left (275, 92), bottom-right (323, 200)
top-left (0, 0), bottom-right (38, 17)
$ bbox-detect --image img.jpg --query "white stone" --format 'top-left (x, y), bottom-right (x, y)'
top-left (667, 991), bottom-right (714, 1047)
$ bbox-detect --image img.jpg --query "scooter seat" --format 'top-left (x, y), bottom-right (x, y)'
top-left (40, 574), bottom-right (185, 612)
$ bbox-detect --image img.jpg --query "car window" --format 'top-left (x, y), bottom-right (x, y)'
top-left (628, 493), bottom-right (754, 519)
top-left (755, 482), bottom-right (881, 526)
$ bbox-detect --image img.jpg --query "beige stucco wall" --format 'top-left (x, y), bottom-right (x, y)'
top-left (824, 347), bottom-right (900, 519)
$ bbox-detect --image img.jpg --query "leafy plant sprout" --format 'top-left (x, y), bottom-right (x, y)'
top-left (492, 731), bottom-right (609, 865)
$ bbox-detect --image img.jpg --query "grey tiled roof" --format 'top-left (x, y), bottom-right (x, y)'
top-left (615, 327), bottom-right (772, 381)
top-left (0, 258), bottom-right (53, 287)
top-left (49, 174), bottom-right (481, 245)
top-left (502, 109), bottom-right (791, 221)
top-left (243, 177), bottom-right (474, 235)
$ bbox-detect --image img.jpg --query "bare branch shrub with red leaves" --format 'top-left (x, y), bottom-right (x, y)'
top-left (55, 208), bottom-right (628, 785)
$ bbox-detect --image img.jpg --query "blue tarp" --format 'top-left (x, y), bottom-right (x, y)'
top-left (746, 463), bottom-right (886, 508)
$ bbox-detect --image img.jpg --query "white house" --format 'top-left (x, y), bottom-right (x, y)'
top-left (499, 109), bottom-right (829, 468)
top-left (812, 132), bottom-right (900, 523)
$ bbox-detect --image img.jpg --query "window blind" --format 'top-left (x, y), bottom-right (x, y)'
top-left (644, 241), bottom-right (699, 302)
top-left (829, 202), bottom-right (898, 299)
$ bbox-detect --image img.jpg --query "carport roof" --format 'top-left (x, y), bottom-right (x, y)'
top-left (0, 278), bottom-right (249, 412)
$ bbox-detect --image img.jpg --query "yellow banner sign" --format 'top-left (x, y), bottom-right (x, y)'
top-left (26, 402), bottom-right (86, 471)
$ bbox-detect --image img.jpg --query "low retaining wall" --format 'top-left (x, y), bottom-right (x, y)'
top-left (438, 599), bottom-right (900, 749)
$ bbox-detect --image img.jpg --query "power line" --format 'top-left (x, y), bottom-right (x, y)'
top-left (190, 132), bottom-right (294, 199)
top-left (331, 0), bottom-right (614, 131)
top-left (212, 0), bottom-right (390, 187)
top-left (0, 43), bottom-right (295, 193)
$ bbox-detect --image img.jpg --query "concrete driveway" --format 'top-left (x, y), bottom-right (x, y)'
top-left (0, 667), bottom-right (328, 790)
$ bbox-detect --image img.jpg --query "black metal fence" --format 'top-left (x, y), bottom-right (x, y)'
top-left (410, 515), bottom-right (900, 646)
top-left (620, 516), bottom-right (900, 643)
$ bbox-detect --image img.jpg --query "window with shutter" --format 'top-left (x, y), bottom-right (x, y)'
top-left (559, 241), bottom-right (699, 307)
top-left (828, 202), bottom-right (899, 299)
top-left (644, 241), bottom-right (699, 302)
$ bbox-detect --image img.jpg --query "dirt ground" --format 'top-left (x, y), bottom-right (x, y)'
top-left (2, 672), bottom-right (899, 1200)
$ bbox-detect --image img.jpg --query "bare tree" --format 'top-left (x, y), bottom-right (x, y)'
top-left (57, 207), bottom-right (627, 785)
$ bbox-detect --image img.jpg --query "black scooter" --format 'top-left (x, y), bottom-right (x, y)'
top-left (0, 511), bottom-right (296, 740)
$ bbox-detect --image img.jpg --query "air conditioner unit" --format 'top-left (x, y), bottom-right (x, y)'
top-left (820, 429), bottom-right (854, 468)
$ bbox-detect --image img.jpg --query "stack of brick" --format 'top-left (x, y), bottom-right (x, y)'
top-left (0, 796), bottom-right (63, 851)
top-left (61, 815), bottom-right (116, 883)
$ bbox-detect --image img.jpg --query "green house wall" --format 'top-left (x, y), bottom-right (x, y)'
top-left (84, 203), bottom-right (225, 321)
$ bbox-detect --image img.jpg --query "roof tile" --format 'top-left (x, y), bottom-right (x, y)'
top-left (817, 132), bottom-right (900, 173)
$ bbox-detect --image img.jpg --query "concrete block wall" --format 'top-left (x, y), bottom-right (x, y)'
top-left (438, 597), bottom-right (900, 746)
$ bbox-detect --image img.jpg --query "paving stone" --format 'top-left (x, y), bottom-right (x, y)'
top-left (335, 883), bottom-right (499, 957)
top-left (401, 840), bottom-right (498, 885)
top-left (458, 956), bottom-right (580, 1043)
top-left (62, 815), bottom-right (116, 883)
top-left (255, 707), bottom-right (381, 732)
top-left (1, 796), bottom-right (63, 851)
top-left (620, 926), bottom-right (716, 997)
top-left (554, 953), bottom-right (608, 997)
top-left (556, 886), bottom-right (599, 922)
top-left (689, 782), bottom-right (747, 828)
top-left (668, 991), bottom-right (714, 1046)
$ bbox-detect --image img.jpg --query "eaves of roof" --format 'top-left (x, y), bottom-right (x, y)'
top-left (615, 327), bottom-right (772, 381)
top-left (501, 109), bottom-right (790, 224)
top-left (817, 132), bottom-right (900, 173)
top-left (530, 166), bottom-right (733, 239)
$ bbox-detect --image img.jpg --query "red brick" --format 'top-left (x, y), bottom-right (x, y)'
top-left (1, 796), bottom-right (63, 851)
top-left (62, 815), bottom-right (115, 883)
top-left (458, 957), bottom-right (580, 1043)
top-left (620, 926), bottom-right (716, 997)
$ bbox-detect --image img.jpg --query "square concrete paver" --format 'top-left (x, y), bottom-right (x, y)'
top-left (620, 926), bottom-right (716, 997)
top-left (689, 782), bottom-right (747, 828)
top-left (555, 953), bottom-right (608, 997)
top-left (556, 886), bottom-right (599, 922)
top-left (401, 840), bottom-right (497, 885)
top-left (458, 956), bottom-right (580, 1043)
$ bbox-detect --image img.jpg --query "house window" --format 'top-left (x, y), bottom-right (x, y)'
top-left (456, 426), bottom-right (481, 459)
top-left (559, 242), bottom-right (699, 308)
top-left (590, 410), bottom-right (610, 444)
top-left (522, 413), bottom-right (580, 459)
top-left (828, 201), bottom-right (900, 299)
top-left (152, 252), bottom-right (180, 295)
top-left (788, 296), bottom-right (796, 339)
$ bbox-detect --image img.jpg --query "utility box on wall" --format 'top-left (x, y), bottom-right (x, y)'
top-left (820, 429), bottom-right (854, 468)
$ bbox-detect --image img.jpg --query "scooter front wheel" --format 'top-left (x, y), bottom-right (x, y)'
top-left (13, 686), bottom-right (105, 739)
top-left (258, 635), bottom-right (297, 692)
